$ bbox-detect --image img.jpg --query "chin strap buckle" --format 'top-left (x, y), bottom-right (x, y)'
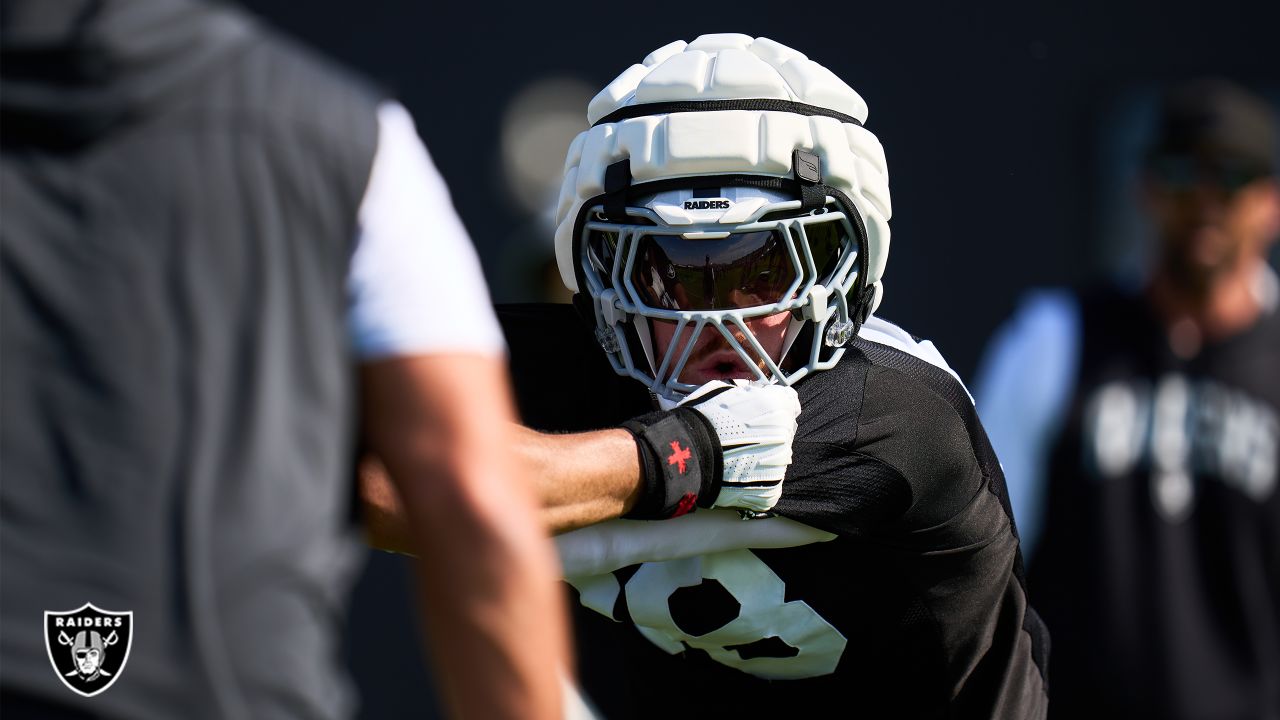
top-left (575, 290), bottom-right (629, 354)
top-left (824, 319), bottom-right (856, 348)
top-left (830, 284), bottom-right (878, 347)
top-left (590, 289), bottom-right (630, 354)
top-left (595, 327), bottom-right (620, 353)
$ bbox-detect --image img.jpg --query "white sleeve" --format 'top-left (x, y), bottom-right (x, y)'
top-left (347, 101), bottom-right (505, 360)
top-left (555, 510), bottom-right (835, 578)
top-left (972, 289), bottom-right (1081, 562)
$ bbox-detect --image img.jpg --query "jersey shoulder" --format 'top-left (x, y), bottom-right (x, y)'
top-left (796, 315), bottom-right (974, 447)
top-left (859, 319), bottom-right (988, 487)
top-left (784, 316), bottom-right (998, 532)
top-left (855, 315), bottom-right (973, 420)
top-left (858, 315), bottom-right (969, 392)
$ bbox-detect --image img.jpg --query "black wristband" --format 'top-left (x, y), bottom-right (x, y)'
top-left (621, 406), bottom-right (722, 520)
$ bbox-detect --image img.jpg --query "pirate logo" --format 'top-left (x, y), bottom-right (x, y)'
top-left (44, 603), bottom-right (133, 697)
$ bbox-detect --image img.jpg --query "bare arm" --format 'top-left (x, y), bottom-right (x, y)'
top-left (360, 354), bottom-right (570, 720)
top-left (511, 424), bottom-right (642, 533)
top-left (363, 380), bottom-right (801, 551)
top-left (361, 423), bottom-right (643, 550)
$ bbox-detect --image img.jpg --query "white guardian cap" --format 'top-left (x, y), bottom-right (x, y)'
top-left (554, 34), bottom-right (892, 400)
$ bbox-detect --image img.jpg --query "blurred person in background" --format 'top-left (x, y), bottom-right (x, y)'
top-left (0, 0), bottom-right (571, 718)
top-left (974, 79), bottom-right (1280, 718)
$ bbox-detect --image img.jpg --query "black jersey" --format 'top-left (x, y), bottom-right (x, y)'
top-left (499, 304), bottom-right (1049, 719)
top-left (1029, 285), bottom-right (1280, 719)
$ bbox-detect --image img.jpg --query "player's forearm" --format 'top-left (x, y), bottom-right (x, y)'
top-left (361, 424), bottom-right (643, 543)
top-left (511, 424), bottom-right (643, 534)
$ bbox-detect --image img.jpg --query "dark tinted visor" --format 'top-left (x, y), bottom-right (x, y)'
top-left (804, 219), bottom-right (844, 286)
top-left (586, 216), bottom-right (847, 311)
top-left (629, 229), bottom-right (793, 311)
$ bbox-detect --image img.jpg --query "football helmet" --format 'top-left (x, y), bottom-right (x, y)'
top-left (554, 34), bottom-right (892, 400)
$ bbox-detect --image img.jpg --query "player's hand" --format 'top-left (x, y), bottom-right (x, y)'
top-left (681, 381), bottom-right (801, 515)
top-left (620, 381), bottom-right (801, 520)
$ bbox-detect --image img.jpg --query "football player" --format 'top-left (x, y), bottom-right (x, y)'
top-left (508, 34), bottom-right (1047, 718)
top-left (362, 34), bottom-right (1048, 718)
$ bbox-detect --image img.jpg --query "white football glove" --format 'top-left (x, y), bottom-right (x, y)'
top-left (679, 380), bottom-right (801, 515)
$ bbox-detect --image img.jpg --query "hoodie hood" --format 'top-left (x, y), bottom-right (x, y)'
top-left (1, 0), bottom-right (254, 149)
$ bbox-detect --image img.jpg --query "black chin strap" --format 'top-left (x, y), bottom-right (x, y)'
top-left (793, 149), bottom-right (826, 212)
top-left (603, 160), bottom-right (631, 221)
top-left (790, 148), bottom-right (874, 332)
top-left (854, 284), bottom-right (876, 326)
top-left (571, 290), bottom-right (596, 327)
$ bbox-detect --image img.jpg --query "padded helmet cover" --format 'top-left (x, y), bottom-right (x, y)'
top-left (554, 33), bottom-right (891, 317)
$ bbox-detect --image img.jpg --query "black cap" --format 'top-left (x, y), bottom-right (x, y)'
top-left (1147, 78), bottom-right (1276, 178)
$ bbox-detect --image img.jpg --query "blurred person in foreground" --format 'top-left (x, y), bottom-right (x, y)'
top-left (974, 79), bottom-right (1280, 718)
top-left (366, 34), bottom-right (1050, 718)
top-left (0, 0), bottom-right (571, 717)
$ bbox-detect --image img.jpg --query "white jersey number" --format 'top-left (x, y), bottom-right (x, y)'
top-left (569, 549), bottom-right (846, 679)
